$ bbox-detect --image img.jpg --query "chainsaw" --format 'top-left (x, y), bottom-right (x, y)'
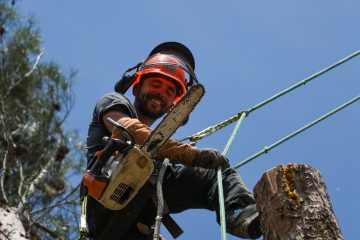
top-left (82, 84), bottom-right (205, 210)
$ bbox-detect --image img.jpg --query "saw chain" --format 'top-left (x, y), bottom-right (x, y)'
top-left (141, 83), bottom-right (205, 156)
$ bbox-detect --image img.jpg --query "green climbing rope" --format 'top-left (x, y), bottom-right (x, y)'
top-left (187, 49), bottom-right (360, 240)
top-left (181, 50), bottom-right (360, 144)
top-left (217, 112), bottom-right (247, 240)
top-left (179, 111), bottom-right (247, 143)
top-left (233, 94), bottom-right (360, 169)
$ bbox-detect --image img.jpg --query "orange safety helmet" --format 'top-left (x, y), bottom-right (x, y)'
top-left (114, 42), bottom-right (198, 103)
top-left (132, 53), bottom-right (191, 102)
top-left (149, 42), bottom-right (195, 70)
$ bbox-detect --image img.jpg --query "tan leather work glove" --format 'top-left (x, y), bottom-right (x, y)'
top-left (111, 117), bottom-right (197, 167)
top-left (111, 118), bottom-right (151, 145)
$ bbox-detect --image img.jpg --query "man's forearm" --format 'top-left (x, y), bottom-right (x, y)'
top-left (112, 117), bottom-right (196, 167)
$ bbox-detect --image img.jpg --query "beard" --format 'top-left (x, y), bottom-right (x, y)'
top-left (135, 92), bottom-right (169, 120)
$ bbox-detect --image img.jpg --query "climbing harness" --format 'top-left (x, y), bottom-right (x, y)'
top-left (180, 49), bottom-right (360, 240)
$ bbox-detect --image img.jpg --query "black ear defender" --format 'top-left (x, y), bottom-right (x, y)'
top-left (114, 62), bottom-right (142, 94)
top-left (114, 75), bottom-right (135, 94)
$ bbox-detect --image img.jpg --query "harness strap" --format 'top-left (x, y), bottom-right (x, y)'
top-left (153, 159), bottom-right (168, 240)
top-left (151, 159), bottom-right (184, 239)
top-left (162, 214), bottom-right (184, 239)
top-left (151, 193), bottom-right (184, 239)
top-left (79, 195), bottom-right (90, 240)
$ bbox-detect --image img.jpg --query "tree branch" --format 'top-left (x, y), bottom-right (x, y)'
top-left (6, 50), bottom-right (44, 96)
top-left (17, 159), bottom-right (24, 199)
top-left (31, 199), bottom-right (77, 216)
top-left (1, 149), bottom-right (9, 203)
top-left (33, 221), bottom-right (59, 239)
top-left (24, 50), bottom-right (43, 78)
top-left (20, 155), bottom-right (55, 207)
top-left (31, 183), bottom-right (80, 219)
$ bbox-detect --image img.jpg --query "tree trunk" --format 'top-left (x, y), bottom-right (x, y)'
top-left (253, 163), bottom-right (343, 240)
top-left (0, 204), bottom-right (27, 240)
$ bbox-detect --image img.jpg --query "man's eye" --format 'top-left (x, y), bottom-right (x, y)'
top-left (166, 88), bottom-right (175, 97)
top-left (151, 81), bottom-right (162, 88)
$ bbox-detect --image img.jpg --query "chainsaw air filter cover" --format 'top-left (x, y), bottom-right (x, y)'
top-left (99, 147), bottom-right (154, 210)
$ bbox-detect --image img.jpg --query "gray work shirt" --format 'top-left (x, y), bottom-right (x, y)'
top-left (86, 92), bottom-right (137, 161)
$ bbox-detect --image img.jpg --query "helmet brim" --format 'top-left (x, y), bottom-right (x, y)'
top-left (133, 69), bottom-right (187, 103)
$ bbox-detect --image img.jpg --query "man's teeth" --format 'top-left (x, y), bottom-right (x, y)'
top-left (152, 98), bottom-right (162, 106)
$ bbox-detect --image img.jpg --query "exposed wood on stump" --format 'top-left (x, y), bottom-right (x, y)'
top-left (253, 163), bottom-right (343, 240)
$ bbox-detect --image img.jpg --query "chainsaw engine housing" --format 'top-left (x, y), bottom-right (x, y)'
top-left (98, 147), bottom-right (154, 210)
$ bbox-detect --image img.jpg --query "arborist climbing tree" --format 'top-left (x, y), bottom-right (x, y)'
top-left (80, 42), bottom-right (262, 240)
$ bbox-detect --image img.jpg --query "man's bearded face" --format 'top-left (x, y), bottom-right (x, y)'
top-left (135, 77), bottom-right (177, 120)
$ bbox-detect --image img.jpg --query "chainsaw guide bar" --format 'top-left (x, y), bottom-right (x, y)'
top-left (141, 84), bottom-right (205, 156)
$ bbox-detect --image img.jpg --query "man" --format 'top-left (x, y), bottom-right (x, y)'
top-left (84, 42), bottom-right (262, 239)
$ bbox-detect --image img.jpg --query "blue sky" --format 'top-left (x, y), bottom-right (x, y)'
top-left (19, 1), bottom-right (359, 239)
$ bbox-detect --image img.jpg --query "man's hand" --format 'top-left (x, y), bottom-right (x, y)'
top-left (193, 148), bottom-right (230, 170)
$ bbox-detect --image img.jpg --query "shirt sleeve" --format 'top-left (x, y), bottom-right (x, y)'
top-left (95, 92), bottom-right (137, 124)
top-left (86, 92), bottom-right (137, 158)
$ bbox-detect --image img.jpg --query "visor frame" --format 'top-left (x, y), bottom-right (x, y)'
top-left (139, 54), bottom-right (198, 88)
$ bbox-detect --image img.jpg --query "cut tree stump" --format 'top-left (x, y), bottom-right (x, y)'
top-left (253, 163), bottom-right (343, 240)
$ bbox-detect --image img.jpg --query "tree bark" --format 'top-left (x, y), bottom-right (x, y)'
top-left (253, 163), bottom-right (343, 240)
top-left (0, 204), bottom-right (27, 240)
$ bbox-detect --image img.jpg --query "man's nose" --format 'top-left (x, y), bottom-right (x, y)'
top-left (155, 92), bottom-right (165, 100)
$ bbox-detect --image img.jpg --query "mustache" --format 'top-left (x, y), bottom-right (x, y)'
top-left (147, 92), bottom-right (166, 106)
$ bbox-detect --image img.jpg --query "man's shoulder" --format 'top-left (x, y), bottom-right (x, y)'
top-left (96, 91), bottom-right (137, 118)
top-left (97, 92), bottom-right (133, 107)
top-left (100, 91), bottom-right (131, 102)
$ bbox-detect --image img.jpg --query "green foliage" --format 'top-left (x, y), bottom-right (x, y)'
top-left (0, 1), bottom-right (85, 239)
